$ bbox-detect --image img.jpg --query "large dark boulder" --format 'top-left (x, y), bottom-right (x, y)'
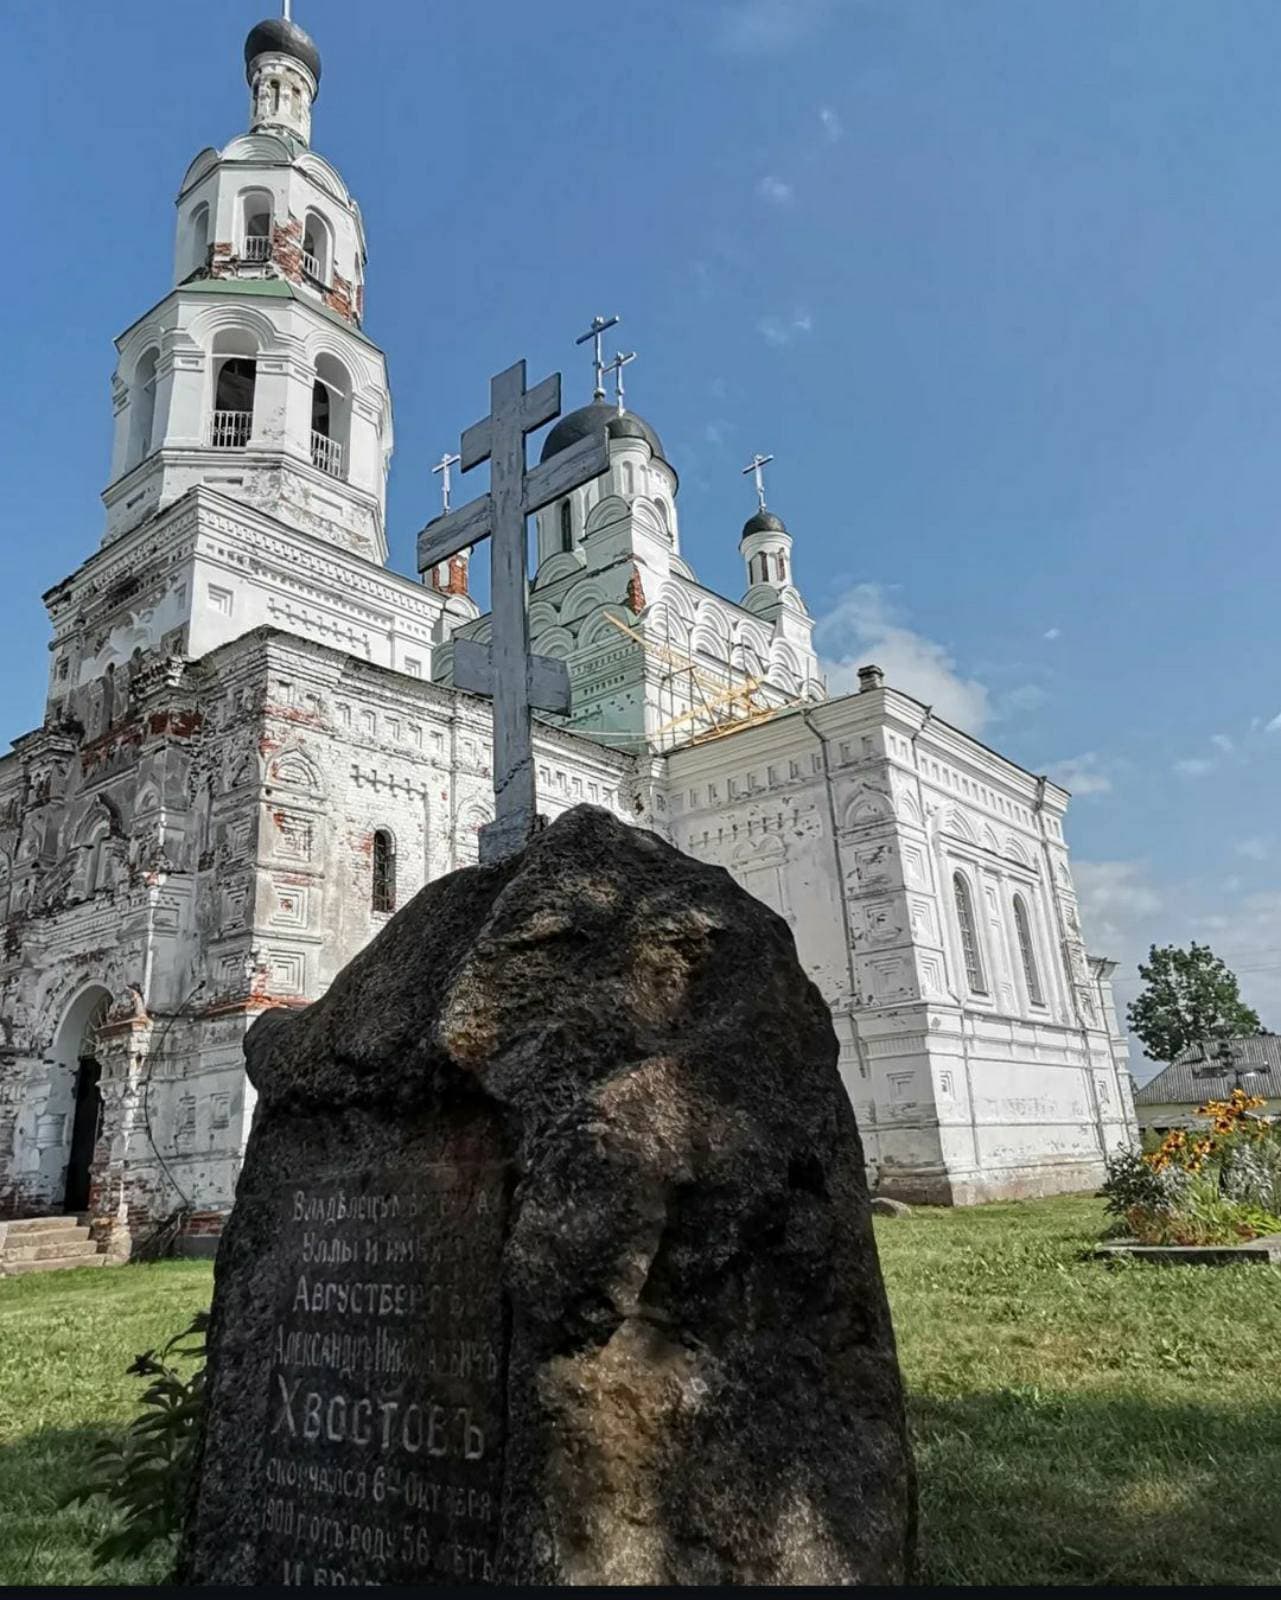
top-left (180, 805), bottom-right (916, 1585)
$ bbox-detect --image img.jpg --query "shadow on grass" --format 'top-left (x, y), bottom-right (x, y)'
top-left (4, 1389), bottom-right (1279, 1587)
top-left (0, 1422), bottom-right (174, 1587)
top-left (911, 1389), bottom-right (1281, 1586)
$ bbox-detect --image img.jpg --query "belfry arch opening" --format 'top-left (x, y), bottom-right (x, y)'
top-left (184, 202), bottom-right (210, 280)
top-left (303, 210), bottom-right (333, 285)
top-left (127, 348), bottom-right (160, 470)
top-left (210, 329), bottom-right (258, 449)
top-left (241, 189), bottom-right (273, 263)
top-left (311, 353), bottom-right (351, 478)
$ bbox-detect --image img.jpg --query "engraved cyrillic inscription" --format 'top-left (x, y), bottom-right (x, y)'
top-left (255, 1161), bottom-right (508, 1586)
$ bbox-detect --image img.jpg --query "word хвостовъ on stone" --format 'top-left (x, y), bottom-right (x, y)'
top-left (178, 806), bottom-right (916, 1585)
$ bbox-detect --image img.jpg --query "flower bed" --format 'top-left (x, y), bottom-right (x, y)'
top-left (1102, 1088), bottom-right (1281, 1246)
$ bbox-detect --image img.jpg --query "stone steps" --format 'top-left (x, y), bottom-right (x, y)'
top-left (4, 1253), bottom-right (107, 1276)
top-left (0, 1215), bottom-right (107, 1276)
top-left (3, 1215), bottom-right (89, 1237)
top-left (4, 1235), bottom-right (101, 1263)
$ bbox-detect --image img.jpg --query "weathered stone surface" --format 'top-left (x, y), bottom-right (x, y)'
top-left (180, 805), bottom-right (916, 1586)
top-left (871, 1196), bottom-right (913, 1218)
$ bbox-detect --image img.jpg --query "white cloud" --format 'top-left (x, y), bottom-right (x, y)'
top-left (1072, 860), bottom-right (1166, 1019)
top-left (1211, 733), bottom-right (1235, 755)
top-left (704, 419), bottom-right (732, 447)
top-left (1173, 757), bottom-right (1215, 778)
top-left (1267, 712), bottom-right (1281, 733)
top-left (818, 105), bottom-right (843, 142)
top-left (1044, 752), bottom-right (1113, 797)
top-left (718, 0), bottom-right (830, 53)
top-left (757, 309), bottom-right (814, 347)
top-left (757, 175), bottom-right (793, 204)
top-left (1236, 837), bottom-right (1271, 862)
top-left (993, 683), bottom-right (1048, 719)
top-left (1073, 860), bottom-right (1164, 926)
top-left (1071, 861), bottom-right (1281, 1077)
top-left (814, 583), bottom-right (991, 732)
top-left (1043, 626), bottom-right (1061, 641)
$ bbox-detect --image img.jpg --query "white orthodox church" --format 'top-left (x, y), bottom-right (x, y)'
top-left (0, 14), bottom-right (1136, 1263)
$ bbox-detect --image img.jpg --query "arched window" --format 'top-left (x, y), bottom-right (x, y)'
top-left (311, 353), bottom-right (351, 478)
top-left (101, 664), bottom-right (115, 736)
top-left (654, 497), bottom-right (672, 541)
top-left (1012, 894), bottom-right (1044, 1006)
top-left (372, 829), bottom-right (396, 914)
top-left (623, 461), bottom-right (635, 495)
top-left (212, 357), bottom-right (256, 447)
top-left (303, 211), bottom-right (332, 284)
top-left (185, 203), bottom-right (210, 279)
top-left (776, 552), bottom-right (788, 582)
top-left (952, 872), bottom-right (988, 995)
top-left (127, 348), bottom-right (160, 469)
top-left (559, 499), bottom-right (573, 553)
top-left (311, 377), bottom-right (331, 459)
top-left (241, 190), bottom-right (273, 263)
top-left (84, 821), bottom-right (112, 898)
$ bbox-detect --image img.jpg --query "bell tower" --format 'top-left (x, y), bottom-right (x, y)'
top-left (101, 9), bottom-right (392, 563)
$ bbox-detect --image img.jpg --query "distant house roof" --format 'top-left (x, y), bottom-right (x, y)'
top-left (1133, 1035), bottom-right (1281, 1106)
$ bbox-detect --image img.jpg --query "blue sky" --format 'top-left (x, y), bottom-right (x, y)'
top-left (4, 0), bottom-right (1281, 1070)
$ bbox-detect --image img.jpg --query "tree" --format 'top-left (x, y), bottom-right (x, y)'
top-left (1126, 942), bottom-right (1263, 1063)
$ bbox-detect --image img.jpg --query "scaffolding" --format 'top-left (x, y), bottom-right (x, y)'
top-left (602, 611), bottom-right (794, 751)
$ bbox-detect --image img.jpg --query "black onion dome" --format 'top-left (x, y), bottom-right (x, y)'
top-left (245, 18), bottom-right (322, 88)
top-left (741, 509), bottom-right (788, 540)
top-left (540, 398), bottom-right (666, 464)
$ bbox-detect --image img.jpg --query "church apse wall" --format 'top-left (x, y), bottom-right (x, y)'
top-left (665, 681), bottom-right (1136, 1205)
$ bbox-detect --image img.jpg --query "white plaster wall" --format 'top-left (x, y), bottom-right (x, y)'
top-left (662, 685), bottom-right (1134, 1201)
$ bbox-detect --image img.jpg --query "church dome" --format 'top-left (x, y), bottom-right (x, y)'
top-left (741, 509), bottom-right (788, 539)
top-left (244, 18), bottom-right (322, 89)
top-left (540, 398), bottom-right (666, 465)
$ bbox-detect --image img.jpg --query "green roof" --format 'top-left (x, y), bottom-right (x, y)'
top-left (177, 276), bottom-right (379, 348)
top-left (181, 277), bottom-right (293, 299)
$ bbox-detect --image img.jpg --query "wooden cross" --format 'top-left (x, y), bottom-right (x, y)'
top-left (416, 360), bottom-right (610, 863)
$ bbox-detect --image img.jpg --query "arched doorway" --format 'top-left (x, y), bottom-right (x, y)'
top-left (65, 1058), bottom-right (103, 1213)
top-left (43, 987), bottom-right (111, 1214)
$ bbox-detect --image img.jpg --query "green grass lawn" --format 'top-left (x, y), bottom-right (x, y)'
top-left (1, 1195), bottom-right (1279, 1585)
